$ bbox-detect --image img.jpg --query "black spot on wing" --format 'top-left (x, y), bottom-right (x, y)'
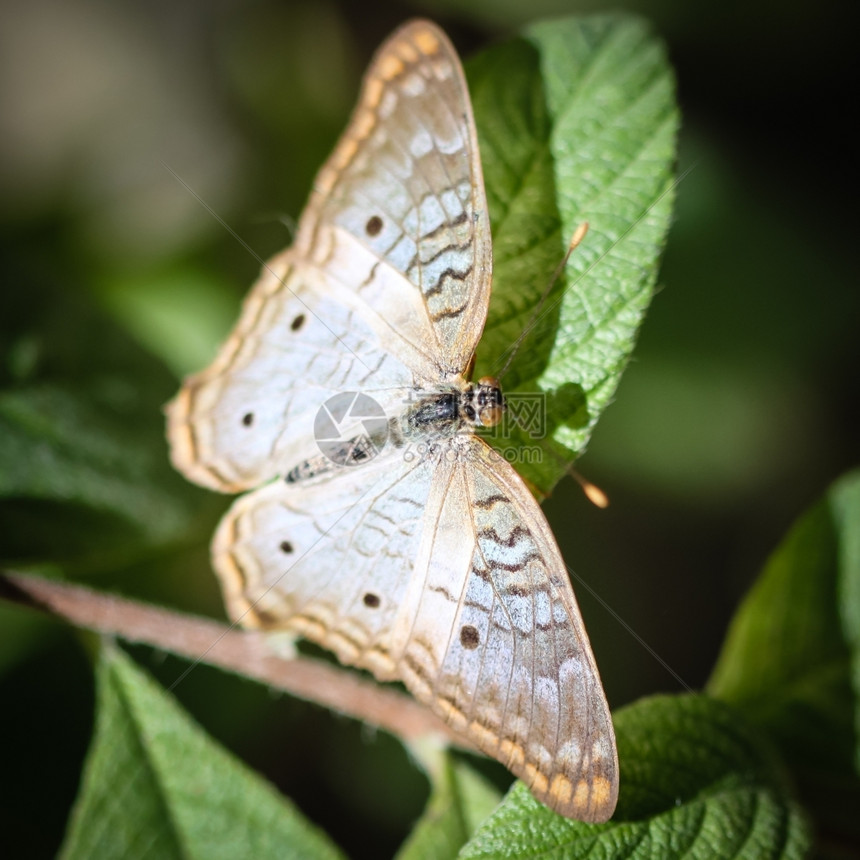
top-left (460, 625), bottom-right (480, 649)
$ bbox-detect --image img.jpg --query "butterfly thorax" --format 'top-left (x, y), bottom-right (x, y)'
top-left (398, 375), bottom-right (504, 442)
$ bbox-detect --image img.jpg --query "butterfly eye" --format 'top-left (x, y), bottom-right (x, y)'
top-left (242, 412), bottom-right (254, 427)
top-left (290, 314), bottom-right (306, 331)
top-left (478, 405), bottom-right (503, 427)
top-left (363, 592), bottom-right (381, 608)
top-left (459, 625), bottom-right (480, 649)
top-left (365, 215), bottom-right (383, 236)
top-left (279, 541), bottom-right (294, 554)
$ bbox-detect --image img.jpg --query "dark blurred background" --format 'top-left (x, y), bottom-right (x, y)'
top-left (1, 0), bottom-right (857, 857)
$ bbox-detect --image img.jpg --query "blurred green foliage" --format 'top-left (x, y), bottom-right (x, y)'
top-left (62, 645), bottom-right (346, 860)
top-left (709, 471), bottom-right (860, 841)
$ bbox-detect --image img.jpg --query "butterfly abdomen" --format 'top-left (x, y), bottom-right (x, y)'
top-left (285, 432), bottom-right (385, 483)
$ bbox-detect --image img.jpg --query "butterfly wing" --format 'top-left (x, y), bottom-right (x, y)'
top-left (167, 258), bottom-right (417, 492)
top-left (167, 20), bottom-right (491, 492)
top-left (211, 447), bottom-right (435, 680)
top-left (299, 20), bottom-right (492, 377)
top-left (395, 436), bottom-right (618, 822)
top-left (214, 433), bottom-right (617, 822)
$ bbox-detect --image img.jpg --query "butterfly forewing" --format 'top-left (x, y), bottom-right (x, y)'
top-left (167, 21), bottom-right (491, 492)
top-left (167, 254), bottom-right (415, 491)
top-left (167, 18), bottom-right (619, 823)
top-left (213, 432), bottom-right (617, 822)
top-left (298, 20), bottom-right (492, 379)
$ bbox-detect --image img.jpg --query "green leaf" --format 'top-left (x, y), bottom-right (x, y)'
top-left (459, 694), bottom-right (811, 859)
top-left (395, 746), bottom-right (502, 860)
top-left (0, 274), bottom-right (212, 571)
top-left (60, 645), bottom-right (344, 860)
top-left (93, 264), bottom-right (240, 380)
top-left (471, 16), bottom-right (678, 493)
top-left (708, 469), bottom-right (860, 836)
top-left (833, 474), bottom-right (860, 770)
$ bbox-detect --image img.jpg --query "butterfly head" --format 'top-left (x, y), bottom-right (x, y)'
top-left (472, 376), bottom-right (504, 428)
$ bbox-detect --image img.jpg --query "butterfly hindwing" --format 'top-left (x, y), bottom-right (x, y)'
top-left (212, 447), bottom-right (433, 679)
top-left (168, 21), bottom-right (491, 492)
top-left (397, 437), bottom-right (618, 822)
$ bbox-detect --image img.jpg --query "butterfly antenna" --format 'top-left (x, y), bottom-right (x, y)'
top-left (569, 468), bottom-right (610, 509)
top-left (496, 222), bottom-right (590, 382)
top-left (251, 211), bottom-right (298, 242)
top-left (494, 161), bottom-right (698, 384)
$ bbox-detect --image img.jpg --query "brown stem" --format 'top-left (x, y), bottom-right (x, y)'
top-left (0, 571), bottom-right (464, 747)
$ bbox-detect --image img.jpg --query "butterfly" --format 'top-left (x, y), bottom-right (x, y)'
top-left (167, 19), bottom-right (618, 823)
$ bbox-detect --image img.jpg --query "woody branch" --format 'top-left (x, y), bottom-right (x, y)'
top-left (0, 571), bottom-right (465, 748)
